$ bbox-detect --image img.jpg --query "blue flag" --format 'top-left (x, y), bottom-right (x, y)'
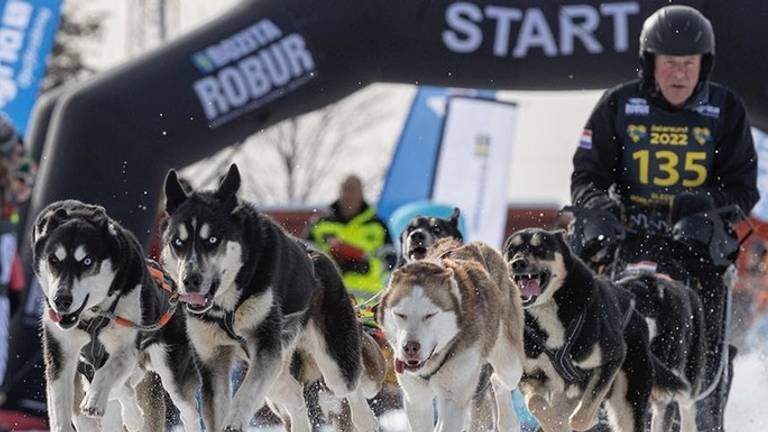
top-left (0, 0), bottom-right (62, 136)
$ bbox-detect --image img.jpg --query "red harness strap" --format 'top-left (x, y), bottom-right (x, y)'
top-left (110, 263), bottom-right (178, 331)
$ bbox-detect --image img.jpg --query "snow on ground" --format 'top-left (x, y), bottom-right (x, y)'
top-left (90, 354), bottom-right (768, 432)
top-left (725, 347), bottom-right (768, 430)
top-left (237, 410), bottom-right (408, 432)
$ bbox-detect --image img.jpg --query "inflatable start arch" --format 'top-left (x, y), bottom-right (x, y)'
top-left (4, 0), bottom-right (767, 416)
top-left (26, 0), bottom-right (768, 245)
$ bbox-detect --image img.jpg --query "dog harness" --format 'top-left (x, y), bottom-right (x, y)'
top-left (524, 312), bottom-right (588, 384)
top-left (93, 260), bottom-right (179, 332)
top-left (191, 306), bottom-right (251, 360)
top-left (524, 297), bottom-right (636, 385)
top-left (55, 261), bottom-right (181, 370)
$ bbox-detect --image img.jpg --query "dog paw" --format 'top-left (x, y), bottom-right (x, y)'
top-left (526, 395), bottom-right (549, 416)
top-left (569, 412), bottom-right (599, 431)
top-left (79, 391), bottom-right (108, 418)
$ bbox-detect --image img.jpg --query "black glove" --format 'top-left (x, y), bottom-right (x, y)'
top-left (583, 193), bottom-right (624, 220)
top-left (669, 191), bottom-right (715, 224)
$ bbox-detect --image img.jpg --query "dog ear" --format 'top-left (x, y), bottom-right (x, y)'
top-left (449, 207), bottom-right (461, 227)
top-left (164, 169), bottom-right (189, 214)
top-left (390, 268), bottom-right (404, 286)
top-left (88, 205), bottom-right (107, 221)
top-left (215, 164), bottom-right (241, 206)
top-left (31, 206), bottom-right (68, 246)
top-left (552, 229), bottom-right (570, 251)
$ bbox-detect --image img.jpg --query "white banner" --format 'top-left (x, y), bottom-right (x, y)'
top-left (431, 97), bottom-right (517, 247)
top-left (752, 128), bottom-right (768, 221)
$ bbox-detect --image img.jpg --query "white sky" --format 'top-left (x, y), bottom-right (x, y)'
top-left (73, 0), bottom-right (602, 207)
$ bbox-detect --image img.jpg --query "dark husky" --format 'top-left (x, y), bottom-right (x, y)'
top-left (502, 228), bottom-right (687, 432)
top-left (398, 207), bottom-right (463, 265)
top-left (617, 274), bottom-right (705, 432)
top-left (161, 164), bottom-right (377, 432)
top-left (34, 200), bottom-right (199, 432)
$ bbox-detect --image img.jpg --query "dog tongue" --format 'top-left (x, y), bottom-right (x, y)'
top-left (179, 293), bottom-right (208, 307)
top-left (48, 309), bottom-right (61, 323)
top-left (520, 278), bottom-right (541, 297)
top-left (395, 359), bottom-right (406, 374)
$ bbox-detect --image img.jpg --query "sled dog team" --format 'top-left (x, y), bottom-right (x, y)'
top-left (37, 164), bottom-right (703, 432)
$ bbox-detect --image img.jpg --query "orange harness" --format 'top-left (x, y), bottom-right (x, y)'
top-left (101, 263), bottom-right (179, 332)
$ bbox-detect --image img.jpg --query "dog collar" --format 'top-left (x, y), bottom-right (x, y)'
top-left (417, 336), bottom-right (459, 381)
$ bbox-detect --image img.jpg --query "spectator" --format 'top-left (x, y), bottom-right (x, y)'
top-left (306, 175), bottom-right (395, 302)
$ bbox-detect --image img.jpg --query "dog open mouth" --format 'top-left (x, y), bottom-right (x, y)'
top-left (179, 281), bottom-right (218, 314)
top-left (408, 246), bottom-right (428, 260)
top-left (513, 272), bottom-right (550, 306)
top-left (395, 358), bottom-right (425, 374)
top-left (48, 294), bottom-right (90, 330)
top-left (394, 346), bottom-right (436, 374)
top-left (181, 293), bottom-right (213, 314)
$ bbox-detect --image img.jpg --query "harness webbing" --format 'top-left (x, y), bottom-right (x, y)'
top-left (524, 297), bottom-right (636, 385)
top-left (94, 261), bottom-right (179, 332)
top-left (524, 311), bottom-right (587, 384)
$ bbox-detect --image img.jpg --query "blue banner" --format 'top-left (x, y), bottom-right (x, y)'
top-left (0, 0), bottom-right (61, 136)
top-left (377, 86), bottom-right (494, 221)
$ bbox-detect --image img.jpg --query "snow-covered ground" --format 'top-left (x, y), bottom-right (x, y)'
top-left (725, 321), bottom-right (768, 431)
top-left (94, 342), bottom-right (768, 432)
top-left (726, 350), bottom-right (768, 430)
top-left (241, 352), bottom-right (768, 431)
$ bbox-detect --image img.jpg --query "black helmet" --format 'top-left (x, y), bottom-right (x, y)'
top-left (639, 5), bottom-right (715, 84)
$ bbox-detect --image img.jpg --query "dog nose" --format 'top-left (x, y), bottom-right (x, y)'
top-left (53, 292), bottom-right (73, 311)
top-left (410, 231), bottom-right (425, 243)
top-left (511, 257), bottom-right (529, 272)
top-left (183, 273), bottom-right (202, 291)
top-left (403, 340), bottom-right (420, 357)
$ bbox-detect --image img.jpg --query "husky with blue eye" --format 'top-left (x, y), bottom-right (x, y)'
top-left (34, 200), bottom-right (200, 432)
top-left (161, 164), bottom-right (378, 432)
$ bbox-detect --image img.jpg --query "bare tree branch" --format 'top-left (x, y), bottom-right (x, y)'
top-left (222, 87), bottom-right (402, 205)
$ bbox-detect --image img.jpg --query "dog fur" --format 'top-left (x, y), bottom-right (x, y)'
top-left (379, 238), bottom-right (524, 432)
top-left (401, 225), bottom-right (518, 431)
top-left (161, 164), bottom-right (377, 432)
top-left (34, 200), bottom-right (199, 432)
top-left (503, 228), bottom-right (687, 432)
top-left (618, 274), bottom-right (706, 432)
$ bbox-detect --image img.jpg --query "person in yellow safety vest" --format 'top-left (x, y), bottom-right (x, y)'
top-left (306, 175), bottom-right (395, 301)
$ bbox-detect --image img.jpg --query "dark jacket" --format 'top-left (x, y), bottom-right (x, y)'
top-left (572, 79), bottom-right (758, 217)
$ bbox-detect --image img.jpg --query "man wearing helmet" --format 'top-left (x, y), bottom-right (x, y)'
top-left (570, 5), bottom-right (757, 431)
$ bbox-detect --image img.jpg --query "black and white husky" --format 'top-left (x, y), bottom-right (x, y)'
top-left (618, 274), bottom-right (706, 432)
top-left (161, 164), bottom-right (377, 432)
top-left (398, 207), bottom-right (463, 265)
top-left (503, 228), bottom-right (687, 432)
top-left (34, 200), bottom-right (200, 432)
